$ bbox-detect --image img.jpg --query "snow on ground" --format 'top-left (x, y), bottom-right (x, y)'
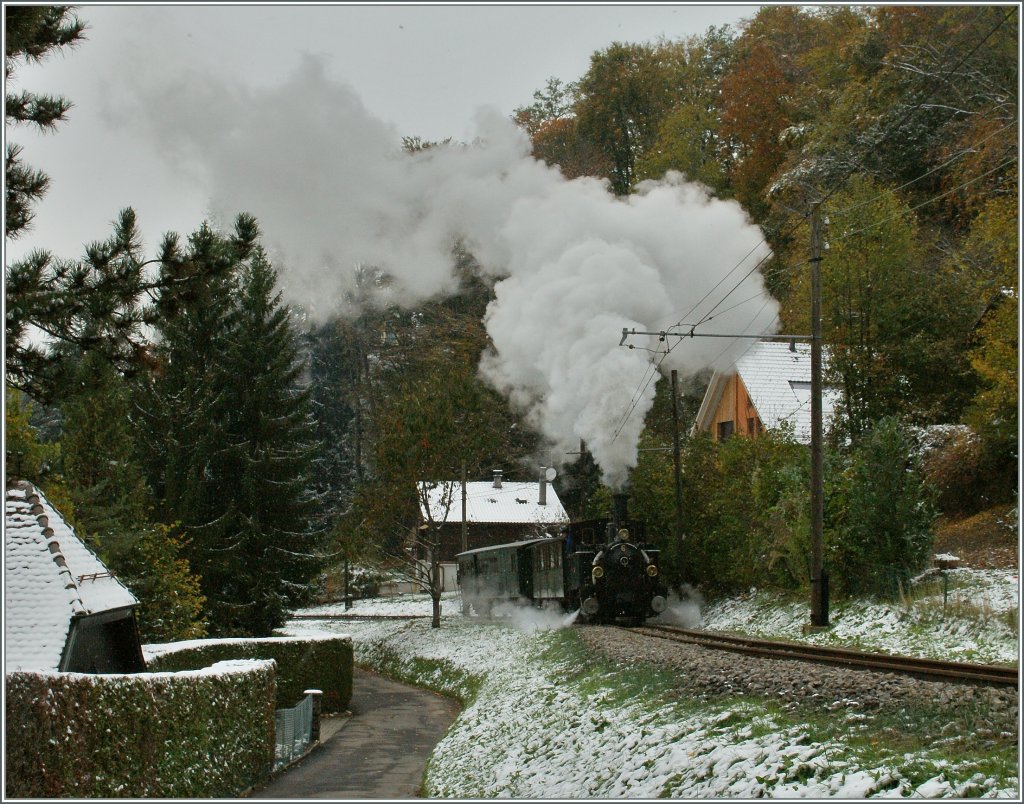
top-left (698, 568), bottom-right (1019, 665)
top-left (282, 573), bottom-right (1020, 799)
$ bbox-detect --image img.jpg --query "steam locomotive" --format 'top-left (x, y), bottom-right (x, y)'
top-left (456, 494), bottom-right (668, 625)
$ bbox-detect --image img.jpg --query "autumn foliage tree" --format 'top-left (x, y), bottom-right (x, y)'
top-left (512, 3), bottom-right (1017, 547)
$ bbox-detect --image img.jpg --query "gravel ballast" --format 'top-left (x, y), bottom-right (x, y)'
top-left (577, 625), bottom-right (1019, 740)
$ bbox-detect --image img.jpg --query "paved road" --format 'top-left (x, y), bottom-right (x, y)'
top-left (249, 668), bottom-right (461, 799)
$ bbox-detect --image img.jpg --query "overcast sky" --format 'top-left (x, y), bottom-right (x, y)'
top-left (5, 3), bottom-right (760, 264)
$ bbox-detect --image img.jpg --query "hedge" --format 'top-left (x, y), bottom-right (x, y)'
top-left (5, 660), bottom-right (276, 798)
top-left (145, 634), bottom-right (353, 713)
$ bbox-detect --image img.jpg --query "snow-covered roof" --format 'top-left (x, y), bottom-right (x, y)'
top-left (5, 481), bottom-right (139, 672)
top-left (695, 341), bottom-right (840, 444)
top-left (418, 481), bottom-right (569, 526)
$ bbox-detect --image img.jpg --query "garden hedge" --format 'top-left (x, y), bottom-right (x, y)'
top-left (5, 660), bottom-right (276, 798)
top-left (145, 634), bottom-right (353, 712)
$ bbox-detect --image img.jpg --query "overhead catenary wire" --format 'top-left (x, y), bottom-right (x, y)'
top-left (611, 8), bottom-right (1017, 438)
top-left (681, 6), bottom-right (1016, 324)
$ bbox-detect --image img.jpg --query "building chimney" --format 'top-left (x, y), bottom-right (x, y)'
top-left (492, 469), bottom-right (503, 489)
top-left (538, 467), bottom-right (547, 506)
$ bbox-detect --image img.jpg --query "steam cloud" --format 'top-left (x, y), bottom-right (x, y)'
top-left (116, 57), bottom-right (778, 487)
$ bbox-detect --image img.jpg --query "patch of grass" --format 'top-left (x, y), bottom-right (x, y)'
top-left (360, 616), bottom-right (1017, 797)
top-left (553, 629), bottom-right (1016, 793)
top-left (356, 642), bottom-right (484, 705)
top-left (890, 573), bottom-right (1021, 639)
top-left (792, 698), bottom-right (1018, 790)
top-left (537, 629), bottom-right (691, 715)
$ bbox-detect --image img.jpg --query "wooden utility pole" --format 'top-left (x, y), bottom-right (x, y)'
top-left (809, 203), bottom-right (828, 627)
top-left (461, 462), bottom-right (468, 553)
top-left (670, 370), bottom-right (685, 580)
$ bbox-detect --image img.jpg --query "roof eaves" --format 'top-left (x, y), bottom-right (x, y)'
top-left (692, 369), bottom-right (729, 435)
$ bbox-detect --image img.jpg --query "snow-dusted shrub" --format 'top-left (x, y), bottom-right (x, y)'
top-left (679, 430), bottom-right (811, 594)
top-left (916, 424), bottom-right (991, 516)
top-left (145, 634), bottom-right (352, 712)
top-left (4, 660), bottom-right (275, 798)
top-left (828, 418), bottom-right (936, 598)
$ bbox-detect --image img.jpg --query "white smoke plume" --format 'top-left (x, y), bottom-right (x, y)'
top-left (115, 57), bottom-right (778, 487)
top-left (490, 600), bottom-right (580, 634)
top-left (656, 586), bottom-right (705, 629)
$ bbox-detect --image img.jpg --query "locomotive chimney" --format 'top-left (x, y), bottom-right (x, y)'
top-left (538, 466), bottom-right (547, 506)
top-left (612, 493), bottom-right (629, 530)
top-left (492, 469), bottom-right (503, 489)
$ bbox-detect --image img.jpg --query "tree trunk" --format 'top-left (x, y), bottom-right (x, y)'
top-left (431, 550), bottom-right (441, 628)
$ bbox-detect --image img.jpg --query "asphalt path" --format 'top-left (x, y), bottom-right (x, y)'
top-left (248, 667), bottom-right (461, 800)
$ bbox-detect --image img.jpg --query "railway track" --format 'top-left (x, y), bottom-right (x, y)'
top-left (289, 613), bottom-right (430, 620)
top-left (631, 624), bottom-right (1019, 688)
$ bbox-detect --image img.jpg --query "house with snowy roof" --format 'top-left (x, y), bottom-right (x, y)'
top-left (692, 340), bottom-right (840, 444)
top-left (4, 480), bottom-right (146, 674)
top-left (415, 469), bottom-right (570, 590)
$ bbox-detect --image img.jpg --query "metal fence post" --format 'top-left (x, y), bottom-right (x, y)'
top-left (304, 689), bottom-right (323, 742)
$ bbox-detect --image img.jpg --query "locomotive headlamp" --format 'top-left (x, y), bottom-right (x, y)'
top-left (646, 564), bottom-right (659, 577)
top-left (592, 565), bottom-right (605, 579)
top-left (617, 528), bottom-right (630, 542)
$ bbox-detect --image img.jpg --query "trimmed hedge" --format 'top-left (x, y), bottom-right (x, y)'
top-left (5, 660), bottom-right (276, 798)
top-left (145, 635), bottom-right (353, 713)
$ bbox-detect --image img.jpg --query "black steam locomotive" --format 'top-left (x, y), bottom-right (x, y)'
top-left (456, 494), bottom-right (668, 625)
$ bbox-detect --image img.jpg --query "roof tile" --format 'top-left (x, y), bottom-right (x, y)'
top-left (5, 481), bottom-right (138, 672)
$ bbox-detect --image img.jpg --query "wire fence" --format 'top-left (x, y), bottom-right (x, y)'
top-left (273, 693), bottom-right (314, 772)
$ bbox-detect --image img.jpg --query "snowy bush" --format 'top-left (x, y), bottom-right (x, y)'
top-left (145, 634), bottom-right (352, 712)
top-left (828, 417), bottom-right (936, 597)
top-left (4, 660), bottom-right (275, 798)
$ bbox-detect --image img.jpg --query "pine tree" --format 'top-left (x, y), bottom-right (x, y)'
top-left (60, 351), bottom-right (208, 642)
top-left (303, 317), bottom-right (364, 521)
top-left (4, 5), bottom-right (85, 238)
top-left (215, 246), bottom-right (325, 635)
top-left (60, 353), bottom-right (150, 538)
top-left (138, 221), bottom-right (323, 636)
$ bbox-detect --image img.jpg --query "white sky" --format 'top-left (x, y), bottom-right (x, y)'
top-left (4, 2), bottom-right (759, 263)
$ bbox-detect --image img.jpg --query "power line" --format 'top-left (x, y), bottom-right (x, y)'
top-left (833, 156), bottom-right (1018, 240)
top-left (826, 119), bottom-right (1017, 220)
top-left (691, 5), bottom-right (1016, 322)
top-left (612, 8), bottom-right (1017, 437)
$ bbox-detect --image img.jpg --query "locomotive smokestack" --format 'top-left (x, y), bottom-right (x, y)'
top-left (612, 493), bottom-right (629, 530)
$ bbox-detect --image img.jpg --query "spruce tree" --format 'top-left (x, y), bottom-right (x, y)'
top-left (216, 246), bottom-right (324, 634)
top-left (139, 221), bottom-right (323, 636)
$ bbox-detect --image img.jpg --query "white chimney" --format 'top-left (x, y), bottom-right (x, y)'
top-left (492, 469), bottom-right (503, 489)
top-left (538, 466), bottom-right (547, 506)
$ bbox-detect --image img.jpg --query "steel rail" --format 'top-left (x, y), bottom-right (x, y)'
top-left (288, 613), bottom-right (431, 620)
top-left (632, 624), bottom-right (1019, 688)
